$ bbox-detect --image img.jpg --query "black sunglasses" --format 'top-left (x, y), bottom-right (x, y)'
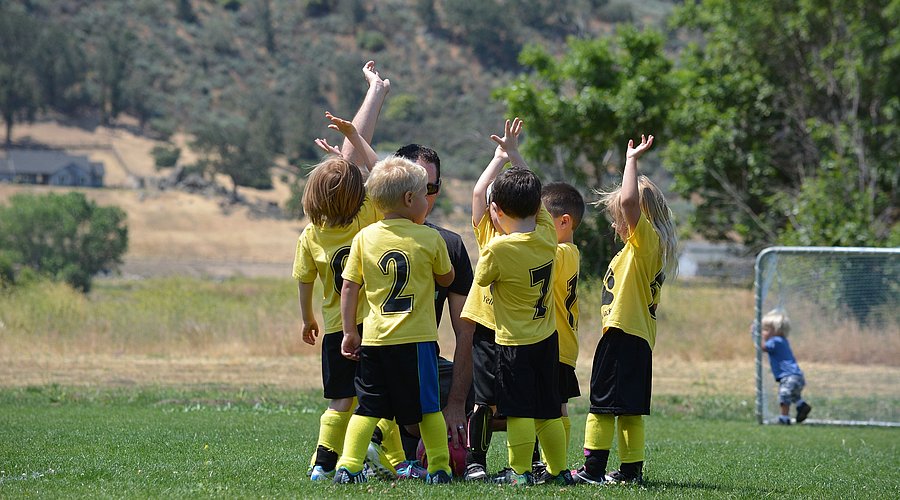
top-left (426, 179), bottom-right (441, 195)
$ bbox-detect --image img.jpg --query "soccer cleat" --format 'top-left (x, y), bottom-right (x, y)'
top-left (425, 469), bottom-right (452, 484)
top-left (778, 416), bottom-right (792, 425)
top-left (463, 463), bottom-right (488, 482)
top-left (796, 402), bottom-right (812, 423)
top-left (332, 466), bottom-right (368, 484)
top-left (310, 465), bottom-right (334, 481)
top-left (492, 467), bottom-right (533, 486)
top-left (571, 466), bottom-right (607, 485)
top-left (395, 460), bottom-right (429, 480)
top-left (365, 441), bottom-right (397, 480)
top-left (531, 460), bottom-right (547, 478)
top-left (534, 468), bottom-right (575, 486)
top-left (305, 464), bottom-right (313, 478)
top-left (604, 469), bottom-right (643, 484)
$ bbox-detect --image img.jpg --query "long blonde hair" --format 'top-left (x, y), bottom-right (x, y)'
top-left (595, 175), bottom-right (678, 279)
top-left (302, 156), bottom-right (365, 227)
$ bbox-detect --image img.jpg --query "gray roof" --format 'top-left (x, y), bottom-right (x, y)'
top-left (0, 149), bottom-right (104, 176)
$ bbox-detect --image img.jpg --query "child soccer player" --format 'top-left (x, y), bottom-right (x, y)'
top-left (760, 309), bottom-right (812, 424)
top-left (333, 156), bottom-right (456, 485)
top-left (294, 111), bottom-right (380, 481)
top-left (471, 118), bottom-right (571, 486)
top-left (573, 135), bottom-right (678, 485)
top-left (534, 182), bottom-right (585, 476)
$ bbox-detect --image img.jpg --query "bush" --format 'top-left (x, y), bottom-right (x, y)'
top-left (356, 30), bottom-right (386, 52)
top-left (0, 192), bottom-right (128, 293)
top-left (151, 144), bottom-right (181, 169)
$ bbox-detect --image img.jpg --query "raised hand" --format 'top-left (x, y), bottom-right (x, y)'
top-left (362, 60), bottom-right (390, 93)
top-left (313, 137), bottom-right (342, 156)
top-left (325, 111), bottom-right (357, 139)
top-left (490, 117), bottom-right (524, 155)
top-left (626, 134), bottom-right (654, 160)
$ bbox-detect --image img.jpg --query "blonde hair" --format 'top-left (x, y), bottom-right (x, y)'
top-left (762, 309), bottom-right (791, 337)
top-left (302, 156), bottom-right (365, 227)
top-left (595, 175), bottom-right (679, 279)
top-left (365, 156), bottom-right (427, 213)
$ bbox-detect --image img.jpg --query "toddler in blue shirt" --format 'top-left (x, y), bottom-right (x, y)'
top-left (760, 310), bottom-right (812, 424)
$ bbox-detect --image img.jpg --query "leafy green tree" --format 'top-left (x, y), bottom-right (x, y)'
top-left (92, 10), bottom-right (138, 125)
top-left (666, 0), bottom-right (899, 248)
top-left (0, 192), bottom-right (128, 292)
top-left (0, 6), bottom-right (41, 145)
top-left (496, 27), bottom-right (677, 276)
top-left (191, 111), bottom-right (274, 198)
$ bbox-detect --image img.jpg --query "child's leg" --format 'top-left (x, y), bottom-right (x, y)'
top-left (313, 398), bottom-right (355, 470)
top-left (561, 403), bottom-right (571, 447)
top-left (583, 413), bottom-right (615, 476)
top-left (506, 417), bottom-right (536, 475)
top-left (535, 418), bottom-right (567, 475)
top-left (336, 415), bottom-right (380, 473)
top-left (419, 411), bottom-right (451, 474)
top-left (616, 415), bottom-right (645, 476)
top-left (375, 419), bottom-right (405, 469)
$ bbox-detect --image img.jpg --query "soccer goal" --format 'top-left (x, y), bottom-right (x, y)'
top-left (753, 246), bottom-right (900, 426)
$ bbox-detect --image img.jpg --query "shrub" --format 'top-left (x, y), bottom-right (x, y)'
top-left (151, 144), bottom-right (181, 169)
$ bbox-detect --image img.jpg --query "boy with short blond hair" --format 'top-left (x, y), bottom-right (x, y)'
top-left (334, 156), bottom-right (456, 485)
top-left (761, 309), bottom-right (811, 424)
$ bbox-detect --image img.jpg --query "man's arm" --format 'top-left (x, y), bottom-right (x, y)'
top-left (341, 61), bottom-right (390, 168)
top-left (443, 291), bottom-right (475, 449)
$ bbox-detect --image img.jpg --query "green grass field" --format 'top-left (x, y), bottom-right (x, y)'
top-left (2, 385), bottom-right (897, 498)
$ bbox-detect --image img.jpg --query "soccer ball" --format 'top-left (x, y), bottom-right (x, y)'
top-left (416, 438), bottom-right (467, 477)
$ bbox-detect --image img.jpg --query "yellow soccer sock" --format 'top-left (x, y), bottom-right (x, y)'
top-left (535, 418), bottom-right (567, 475)
top-left (617, 415), bottom-right (645, 463)
top-left (419, 411), bottom-right (451, 474)
top-left (561, 415), bottom-right (571, 450)
top-left (506, 417), bottom-right (536, 475)
top-left (317, 408), bottom-right (352, 456)
top-left (584, 413), bottom-right (615, 451)
top-left (335, 415), bottom-right (379, 473)
top-left (375, 419), bottom-right (403, 471)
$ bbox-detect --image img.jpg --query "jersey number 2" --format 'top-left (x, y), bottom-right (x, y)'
top-left (379, 251), bottom-right (413, 314)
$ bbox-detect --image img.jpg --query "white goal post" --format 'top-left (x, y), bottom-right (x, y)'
top-left (753, 246), bottom-right (900, 426)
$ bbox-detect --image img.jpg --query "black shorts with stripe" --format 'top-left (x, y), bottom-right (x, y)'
top-left (496, 331), bottom-right (562, 419)
top-left (588, 327), bottom-right (652, 415)
top-left (354, 341), bottom-right (441, 426)
top-left (472, 322), bottom-right (498, 406)
top-left (321, 324), bottom-right (362, 399)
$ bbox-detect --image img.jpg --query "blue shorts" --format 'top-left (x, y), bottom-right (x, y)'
top-left (354, 341), bottom-right (441, 426)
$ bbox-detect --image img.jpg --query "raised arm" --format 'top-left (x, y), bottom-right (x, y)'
top-left (341, 61), bottom-right (390, 168)
top-left (472, 118), bottom-right (523, 225)
top-left (621, 134), bottom-right (654, 232)
top-left (325, 111), bottom-right (378, 173)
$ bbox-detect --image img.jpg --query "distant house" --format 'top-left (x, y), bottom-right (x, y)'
top-left (0, 149), bottom-right (104, 187)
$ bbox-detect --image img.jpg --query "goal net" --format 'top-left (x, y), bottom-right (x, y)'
top-left (753, 247), bottom-right (900, 426)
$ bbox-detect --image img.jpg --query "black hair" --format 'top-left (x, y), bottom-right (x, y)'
top-left (394, 144), bottom-right (441, 179)
top-left (491, 166), bottom-right (542, 219)
top-left (541, 182), bottom-right (586, 229)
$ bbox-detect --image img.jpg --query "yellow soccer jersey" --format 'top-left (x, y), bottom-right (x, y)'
top-left (553, 242), bottom-right (580, 368)
top-left (600, 213), bottom-right (665, 350)
top-left (342, 218), bottom-right (452, 346)
top-left (461, 212), bottom-right (499, 330)
top-left (474, 207), bottom-right (557, 346)
top-left (292, 197), bottom-right (380, 333)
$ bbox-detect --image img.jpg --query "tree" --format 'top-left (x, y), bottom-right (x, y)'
top-left (191, 111), bottom-right (275, 198)
top-left (0, 6), bottom-right (41, 145)
top-left (666, 0), bottom-right (899, 248)
top-left (0, 192), bottom-right (128, 293)
top-left (496, 26), bottom-right (677, 275)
